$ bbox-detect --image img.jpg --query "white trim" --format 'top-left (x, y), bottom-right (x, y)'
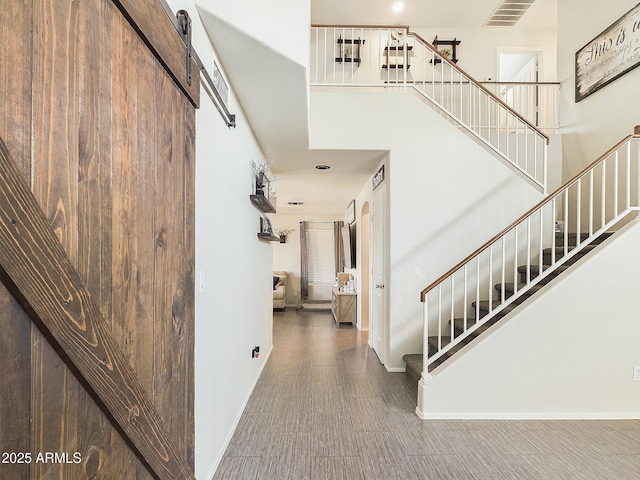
top-left (385, 366), bottom-right (406, 373)
top-left (205, 344), bottom-right (274, 480)
top-left (415, 411), bottom-right (640, 420)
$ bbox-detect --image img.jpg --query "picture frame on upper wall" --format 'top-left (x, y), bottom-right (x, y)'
top-left (260, 215), bottom-right (273, 235)
top-left (346, 200), bottom-right (356, 225)
top-left (335, 35), bottom-right (364, 65)
top-left (430, 36), bottom-right (460, 64)
top-left (575, 2), bottom-right (640, 102)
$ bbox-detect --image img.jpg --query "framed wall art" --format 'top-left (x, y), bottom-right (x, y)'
top-left (575, 3), bottom-right (640, 102)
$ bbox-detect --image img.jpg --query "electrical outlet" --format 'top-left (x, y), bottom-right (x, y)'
top-left (252, 346), bottom-right (260, 359)
top-left (413, 265), bottom-right (421, 277)
top-left (634, 366), bottom-right (640, 382)
top-left (293, 290), bottom-right (298, 297)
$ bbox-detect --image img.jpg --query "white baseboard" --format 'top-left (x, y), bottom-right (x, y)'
top-left (385, 366), bottom-right (406, 373)
top-left (205, 344), bottom-right (274, 480)
top-left (414, 410), bottom-right (640, 420)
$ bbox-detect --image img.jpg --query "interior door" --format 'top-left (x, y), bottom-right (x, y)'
top-left (371, 184), bottom-right (386, 364)
top-left (0, 1), bottom-right (197, 478)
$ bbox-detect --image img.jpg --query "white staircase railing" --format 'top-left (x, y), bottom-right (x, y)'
top-left (311, 26), bottom-right (550, 192)
top-left (420, 129), bottom-right (640, 374)
top-left (479, 82), bottom-right (559, 133)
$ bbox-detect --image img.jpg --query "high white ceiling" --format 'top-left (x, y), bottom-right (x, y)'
top-left (311, 0), bottom-right (556, 30)
top-left (198, 0), bottom-right (557, 216)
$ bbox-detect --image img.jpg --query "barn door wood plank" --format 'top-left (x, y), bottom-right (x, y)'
top-left (112, 0), bottom-right (200, 107)
top-left (0, 2), bottom-right (33, 479)
top-left (152, 68), bottom-right (195, 467)
top-left (0, 137), bottom-right (195, 480)
top-left (30, 1), bottom-right (82, 476)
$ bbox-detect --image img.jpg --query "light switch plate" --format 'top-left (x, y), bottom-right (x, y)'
top-left (199, 271), bottom-right (206, 293)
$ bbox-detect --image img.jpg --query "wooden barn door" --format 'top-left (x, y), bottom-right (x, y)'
top-left (0, 1), bottom-right (198, 478)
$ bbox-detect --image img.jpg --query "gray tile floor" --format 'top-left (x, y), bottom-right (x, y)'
top-left (213, 309), bottom-right (640, 479)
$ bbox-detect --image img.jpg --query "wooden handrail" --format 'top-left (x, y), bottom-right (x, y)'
top-left (420, 129), bottom-right (640, 301)
top-left (310, 24), bottom-right (550, 145)
top-left (407, 31), bottom-right (549, 145)
top-left (0, 139), bottom-right (195, 479)
top-left (312, 23), bottom-right (411, 30)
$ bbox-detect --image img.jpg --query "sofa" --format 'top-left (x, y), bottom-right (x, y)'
top-left (273, 271), bottom-right (287, 310)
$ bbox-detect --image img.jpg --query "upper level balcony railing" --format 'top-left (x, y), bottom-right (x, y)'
top-left (311, 26), bottom-right (554, 193)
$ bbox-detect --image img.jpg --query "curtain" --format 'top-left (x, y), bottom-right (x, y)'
top-left (299, 221), bottom-right (308, 301)
top-left (334, 221), bottom-right (344, 275)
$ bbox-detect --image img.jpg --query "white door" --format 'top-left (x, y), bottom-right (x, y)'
top-left (370, 184), bottom-right (386, 364)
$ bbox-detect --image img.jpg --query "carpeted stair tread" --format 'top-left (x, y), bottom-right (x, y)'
top-left (450, 316), bottom-right (478, 331)
top-left (518, 263), bottom-right (570, 279)
top-left (542, 244), bottom-right (600, 265)
top-left (471, 300), bottom-right (516, 315)
top-left (402, 354), bottom-right (423, 383)
top-left (494, 282), bottom-right (545, 295)
top-left (451, 317), bottom-right (492, 338)
top-left (554, 231), bottom-right (590, 246)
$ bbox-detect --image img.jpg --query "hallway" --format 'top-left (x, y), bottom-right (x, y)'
top-left (213, 309), bottom-right (640, 479)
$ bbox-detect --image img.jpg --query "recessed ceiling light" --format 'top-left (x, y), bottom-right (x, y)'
top-left (315, 164), bottom-right (331, 170)
top-left (287, 201), bottom-right (304, 205)
top-left (392, 1), bottom-right (405, 14)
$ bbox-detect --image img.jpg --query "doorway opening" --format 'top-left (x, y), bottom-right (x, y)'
top-left (359, 202), bottom-right (371, 339)
top-left (498, 49), bottom-right (543, 127)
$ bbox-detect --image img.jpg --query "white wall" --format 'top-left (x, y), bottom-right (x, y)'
top-left (310, 91), bottom-right (545, 369)
top-left (167, 2), bottom-right (274, 479)
top-left (272, 213), bottom-right (344, 306)
top-left (558, 0), bottom-right (640, 180)
top-left (411, 26), bottom-right (557, 82)
top-left (419, 219), bottom-right (640, 418)
top-left (194, 0), bottom-right (310, 67)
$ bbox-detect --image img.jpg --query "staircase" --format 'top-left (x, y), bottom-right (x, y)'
top-left (413, 129), bottom-right (640, 391)
top-left (403, 230), bottom-right (613, 379)
top-left (310, 25), bottom-right (549, 193)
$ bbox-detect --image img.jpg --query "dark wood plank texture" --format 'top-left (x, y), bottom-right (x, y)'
top-left (0, 0), bottom-right (196, 478)
top-left (0, 138), bottom-right (195, 479)
top-left (30, 2), bottom-right (81, 476)
top-left (113, 0), bottom-right (200, 107)
top-left (0, 2), bottom-right (33, 479)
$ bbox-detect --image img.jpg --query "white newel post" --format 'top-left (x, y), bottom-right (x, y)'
top-left (416, 297), bottom-right (432, 419)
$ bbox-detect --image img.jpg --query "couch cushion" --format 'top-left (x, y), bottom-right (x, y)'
top-left (273, 289), bottom-right (285, 300)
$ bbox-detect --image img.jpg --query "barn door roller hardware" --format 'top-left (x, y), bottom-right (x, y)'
top-left (176, 10), bottom-right (192, 86)
top-left (175, 9), bottom-right (236, 127)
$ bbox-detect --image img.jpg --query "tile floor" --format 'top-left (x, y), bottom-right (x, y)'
top-left (213, 309), bottom-right (640, 479)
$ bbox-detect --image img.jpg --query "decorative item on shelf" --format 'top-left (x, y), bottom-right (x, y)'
top-left (250, 155), bottom-right (279, 213)
top-left (388, 29), bottom-right (405, 47)
top-left (383, 29), bottom-right (413, 70)
top-left (258, 215), bottom-right (279, 241)
top-left (430, 36), bottom-right (460, 64)
top-left (275, 227), bottom-right (295, 243)
top-left (251, 155), bottom-right (278, 196)
top-left (335, 35), bottom-right (364, 65)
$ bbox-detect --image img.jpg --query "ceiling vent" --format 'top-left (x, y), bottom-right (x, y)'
top-left (485, 0), bottom-right (536, 27)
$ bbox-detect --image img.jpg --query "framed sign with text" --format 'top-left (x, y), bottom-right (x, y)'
top-left (372, 165), bottom-right (385, 191)
top-left (575, 3), bottom-right (640, 102)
